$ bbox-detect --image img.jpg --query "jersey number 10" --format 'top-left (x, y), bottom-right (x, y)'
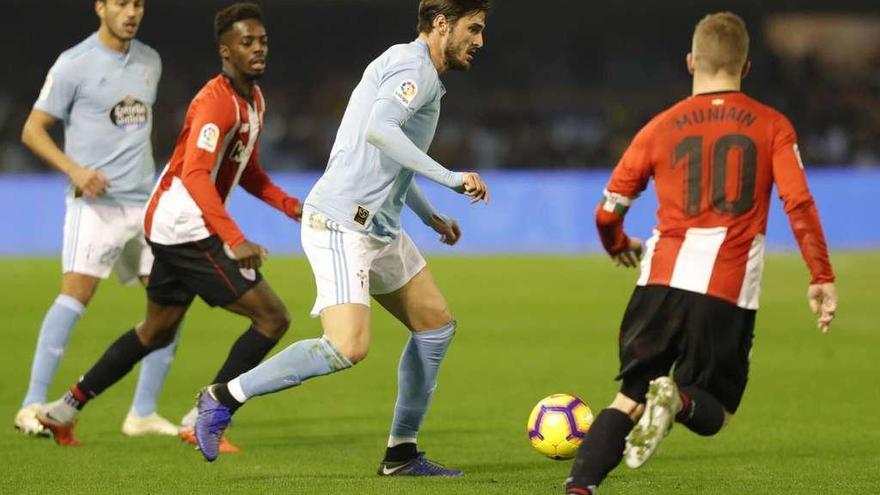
top-left (674, 134), bottom-right (757, 217)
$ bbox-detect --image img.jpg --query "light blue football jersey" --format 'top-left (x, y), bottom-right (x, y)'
top-left (305, 38), bottom-right (463, 241)
top-left (34, 33), bottom-right (161, 205)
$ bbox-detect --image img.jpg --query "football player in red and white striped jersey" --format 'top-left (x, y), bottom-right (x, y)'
top-left (36, 3), bottom-right (299, 450)
top-left (565, 12), bottom-right (837, 495)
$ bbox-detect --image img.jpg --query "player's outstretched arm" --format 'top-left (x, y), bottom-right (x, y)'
top-left (365, 99), bottom-right (464, 188)
top-left (771, 117), bottom-right (837, 332)
top-left (406, 181), bottom-right (462, 245)
top-left (21, 109), bottom-right (108, 198)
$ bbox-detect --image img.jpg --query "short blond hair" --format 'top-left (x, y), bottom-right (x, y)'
top-left (692, 12), bottom-right (749, 75)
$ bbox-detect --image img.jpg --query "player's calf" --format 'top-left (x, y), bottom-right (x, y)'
top-left (675, 385), bottom-right (727, 436)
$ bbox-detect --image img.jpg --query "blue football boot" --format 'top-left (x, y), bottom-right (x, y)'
top-left (377, 452), bottom-right (462, 476)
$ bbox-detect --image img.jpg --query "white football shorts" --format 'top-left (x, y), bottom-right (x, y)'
top-left (62, 199), bottom-right (153, 285)
top-left (301, 208), bottom-right (426, 317)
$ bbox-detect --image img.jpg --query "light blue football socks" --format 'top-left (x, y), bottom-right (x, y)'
top-left (389, 320), bottom-right (456, 444)
top-left (24, 294), bottom-right (180, 418)
top-left (228, 336), bottom-right (352, 401)
top-left (130, 324), bottom-right (182, 417)
top-left (22, 295), bottom-right (85, 407)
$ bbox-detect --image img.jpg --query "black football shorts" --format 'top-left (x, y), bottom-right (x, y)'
top-left (146, 235), bottom-right (263, 307)
top-left (616, 285), bottom-right (756, 413)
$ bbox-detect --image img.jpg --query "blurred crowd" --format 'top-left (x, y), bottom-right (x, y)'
top-left (1, 1), bottom-right (878, 173)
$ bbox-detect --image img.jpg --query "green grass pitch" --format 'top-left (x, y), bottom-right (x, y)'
top-left (0, 254), bottom-right (878, 494)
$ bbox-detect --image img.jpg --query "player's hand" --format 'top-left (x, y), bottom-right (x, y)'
top-left (460, 172), bottom-right (489, 204)
top-left (612, 237), bottom-right (643, 268)
top-left (807, 282), bottom-right (837, 334)
top-left (429, 214), bottom-right (461, 246)
top-left (232, 240), bottom-right (268, 270)
top-left (70, 166), bottom-right (108, 198)
top-left (282, 197), bottom-right (303, 222)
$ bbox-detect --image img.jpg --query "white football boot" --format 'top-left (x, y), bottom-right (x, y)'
top-left (180, 406), bottom-right (198, 429)
top-left (14, 403), bottom-right (50, 437)
top-left (625, 376), bottom-right (683, 468)
top-left (121, 411), bottom-right (180, 436)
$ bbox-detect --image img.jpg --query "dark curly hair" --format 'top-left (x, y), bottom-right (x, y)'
top-left (214, 3), bottom-right (264, 42)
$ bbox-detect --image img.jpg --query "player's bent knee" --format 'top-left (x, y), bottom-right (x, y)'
top-left (262, 309), bottom-right (291, 339)
top-left (410, 303), bottom-right (453, 331)
top-left (333, 340), bottom-right (369, 365)
top-left (61, 276), bottom-right (100, 306)
top-left (248, 304), bottom-right (291, 339)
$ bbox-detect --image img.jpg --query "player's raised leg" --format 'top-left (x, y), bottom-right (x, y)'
top-left (195, 302), bottom-right (359, 461)
top-left (177, 279), bottom-right (292, 452)
top-left (374, 266), bottom-right (460, 477)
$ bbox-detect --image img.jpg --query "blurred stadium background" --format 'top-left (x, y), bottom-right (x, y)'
top-left (1, 0), bottom-right (878, 255)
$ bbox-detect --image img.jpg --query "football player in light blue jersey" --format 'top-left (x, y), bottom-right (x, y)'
top-left (15, 0), bottom-right (180, 438)
top-left (192, 0), bottom-right (491, 475)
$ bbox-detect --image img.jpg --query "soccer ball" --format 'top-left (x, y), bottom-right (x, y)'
top-left (527, 394), bottom-right (594, 460)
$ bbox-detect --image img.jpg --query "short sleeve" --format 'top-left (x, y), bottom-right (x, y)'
top-left (33, 57), bottom-right (78, 121)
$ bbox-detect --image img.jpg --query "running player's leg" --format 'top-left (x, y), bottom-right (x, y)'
top-left (566, 287), bottom-right (681, 494)
top-left (122, 229), bottom-right (180, 435)
top-left (207, 216), bottom-right (370, 412)
top-left (671, 291), bottom-right (755, 437)
top-left (373, 265), bottom-right (460, 476)
top-left (37, 247), bottom-right (194, 445)
top-left (214, 279), bottom-right (292, 384)
top-left (38, 297), bottom-right (190, 445)
top-left (193, 212), bottom-right (367, 461)
top-left (17, 201), bottom-right (116, 435)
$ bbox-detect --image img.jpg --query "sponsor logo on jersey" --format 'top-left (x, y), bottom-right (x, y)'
top-left (110, 96), bottom-right (149, 131)
top-left (354, 206), bottom-right (370, 225)
top-left (230, 140), bottom-right (246, 163)
top-left (393, 79), bottom-right (418, 108)
top-left (197, 123), bottom-right (221, 152)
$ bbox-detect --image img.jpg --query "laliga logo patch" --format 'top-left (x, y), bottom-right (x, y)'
top-left (197, 123), bottom-right (221, 152)
top-left (393, 79), bottom-right (418, 108)
top-left (110, 96), bottom-right (149, 131)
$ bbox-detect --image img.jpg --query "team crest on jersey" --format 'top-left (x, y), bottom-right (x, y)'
top-left (197, 123), bottom-right (221, 152)
top-left (354, 206), bottom-right (370, 225)
top-left (393, 80), bottom-right (418, 108)
top-left (110, 96), bottom-right (149, 131)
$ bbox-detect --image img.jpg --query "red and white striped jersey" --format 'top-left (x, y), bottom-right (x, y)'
top-left (145, 74), bottom-right (299, 248)
top-left (597, 91), bottom-right (834, 309)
